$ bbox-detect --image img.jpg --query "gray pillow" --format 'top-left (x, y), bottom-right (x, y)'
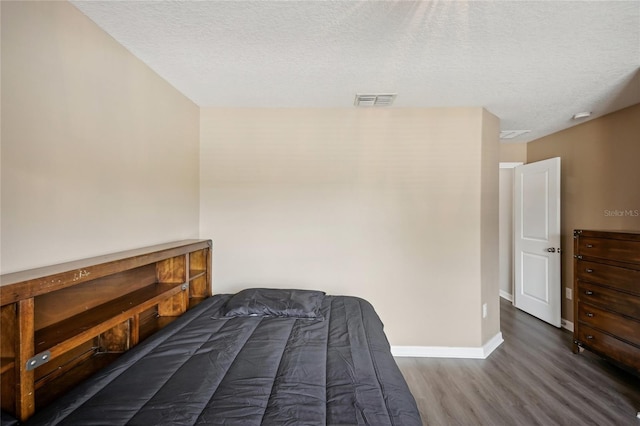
top-left (223, 288), bottom-right (325, 319)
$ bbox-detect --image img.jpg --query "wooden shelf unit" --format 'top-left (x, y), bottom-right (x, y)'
top-left (0, 239), bottom-right (212, 422)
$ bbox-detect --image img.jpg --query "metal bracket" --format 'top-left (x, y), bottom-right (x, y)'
top-left (26, 351), bottom-right (51, 371)
top-left (181, 283), bottom-right (188, 291)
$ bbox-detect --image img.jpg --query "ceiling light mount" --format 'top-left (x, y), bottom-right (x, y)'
top-left (500, 130), bottom-right (531, 139)
top-left (572, 111), bottom-right (592, 120)
top-left (354, 93), bottom-right (397, 107)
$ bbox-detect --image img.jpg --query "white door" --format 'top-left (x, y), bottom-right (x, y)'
top-left (514, 157), bottom-right (561, 327)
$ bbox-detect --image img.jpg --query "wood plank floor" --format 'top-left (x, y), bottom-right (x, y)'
top-left (396, 298), bottom-right (640, 426)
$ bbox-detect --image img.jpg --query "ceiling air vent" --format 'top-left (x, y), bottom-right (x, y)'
top-left (354, 93), bottom-right (397, 107)
top-left (500, 130), bottom-right (531, 139)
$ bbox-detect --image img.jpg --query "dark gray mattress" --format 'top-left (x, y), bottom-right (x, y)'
top-left (25, 294), bottom-right (422, 425)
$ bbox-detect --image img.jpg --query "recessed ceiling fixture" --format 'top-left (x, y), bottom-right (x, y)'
top-left (500, 130), bottom-right (531, 139)
top-left (572, 111), bottom-right (592, 120)
top-left (354, 93), bottom-right (397, 107)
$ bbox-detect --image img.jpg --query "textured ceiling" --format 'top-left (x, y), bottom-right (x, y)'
top-left (71, 0), bottom-right (640, 143)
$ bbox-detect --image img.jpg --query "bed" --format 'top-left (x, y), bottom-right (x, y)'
top-left (22, 289), bottom-right (422, 425)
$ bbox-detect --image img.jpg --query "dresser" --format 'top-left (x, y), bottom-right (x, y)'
top-left (573, 230), bottom-right (640, 373)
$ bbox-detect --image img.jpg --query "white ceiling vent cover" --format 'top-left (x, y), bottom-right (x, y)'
top-left (354, 93), bottom-right (397, 107)
top-left (500, 130), bottom-right (531, 139)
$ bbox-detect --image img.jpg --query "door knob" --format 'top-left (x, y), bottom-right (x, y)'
top-left (546, 248), bottom-right (556, 253)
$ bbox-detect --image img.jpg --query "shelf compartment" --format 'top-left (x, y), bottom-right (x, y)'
top-left (189, 275), bottom-right (209, 299)
top-left (34, 264), bottom-right (157, 331)
top-left (188, 269), bottom-right (206, 281)
top-left (189, 297), bottom-right (207, 309)
top-left (34, 339), bottom-right (97, 390)
top-left (188, 249), bottom-right (207, 276)
top-left (34, 283), bottom-right (185, 361)
top-left (137, 306), bottom-right (180, 343)
top-left (156, 255), bottom-right (186, 284)
top-left (188, 248), bottom-right (210, 299)
top-left (1, 366), bottom-right (16, 413)
top-left (1, 304), bottom-right (17, 374)
top-left (138, 306), bottom-right (159, 343)
top-left (1, 357), bottom-right (14, 374)
top-left (35, 351), bottom-right (119, 410)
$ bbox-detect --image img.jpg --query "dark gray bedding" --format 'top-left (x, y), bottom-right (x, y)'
top-left (25, 294), bottom-right (422, 425)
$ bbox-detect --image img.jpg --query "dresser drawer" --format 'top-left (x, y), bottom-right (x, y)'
top-left (577, 281), bottom-right (640, 319)
top-left (578, 237), bottom-right (640, 264)
top-left (576, 260), bottom-right (640, 295)
top-left (577, 325), bottom-right (640, 371)
top-left (578, 303), bottom-right (640, 346)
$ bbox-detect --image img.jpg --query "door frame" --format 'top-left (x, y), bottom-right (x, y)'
top-left (499, 162), bottom-right (523, 303)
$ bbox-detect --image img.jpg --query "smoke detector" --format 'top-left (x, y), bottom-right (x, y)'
top-left (500, 130), bottom-right (531, 139)
top-left (354, 93), bottom-right (397, 107)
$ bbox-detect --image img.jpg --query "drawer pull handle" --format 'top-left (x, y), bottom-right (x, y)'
top-left (585, 268), bottom-right (593, 273)
top-left (586, 313), bottom-right (594, 317)
top-left (585, 290), bottom-right (594, 295)
top-left (586, 244), bottom-right (593, 248)
top-left (586, 335), bottom-right (594, 340)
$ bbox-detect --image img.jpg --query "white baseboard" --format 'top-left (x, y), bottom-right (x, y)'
top-left (499, 290), bottom-right (513, 302)
top-left (483, 332), bottom-right (504, 356)
top-left (392, 332), bottom-right (504, 359)
top-left (561, 318), bottom-right (574, 332)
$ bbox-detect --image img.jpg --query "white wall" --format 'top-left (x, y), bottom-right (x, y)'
top-left (1, 1), bottom-right (200, 273)
top-left (200, 107), bottom-right (500, 348)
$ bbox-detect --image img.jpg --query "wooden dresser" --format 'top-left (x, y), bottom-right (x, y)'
top-left (573, 230), bottom-right (640, 373)
top-left (0, 240), bottom-right (211, 422)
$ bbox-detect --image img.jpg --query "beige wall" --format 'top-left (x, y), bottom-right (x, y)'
top-left (481, 109), bottom-right (500, 343)
top-left (1, 0), bottom-right (503, 350)
top-left (527, 103), bottom-right (640, 322)
top-left (200, 107), bottom-right (500, 347)
top-left (500, 142), bottom-right (527, 163)
top-left (1, 1), bottom-right (200, 273)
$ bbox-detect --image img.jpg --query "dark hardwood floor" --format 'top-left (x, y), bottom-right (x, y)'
top-left (396, 298), bottom-right (640, 426)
